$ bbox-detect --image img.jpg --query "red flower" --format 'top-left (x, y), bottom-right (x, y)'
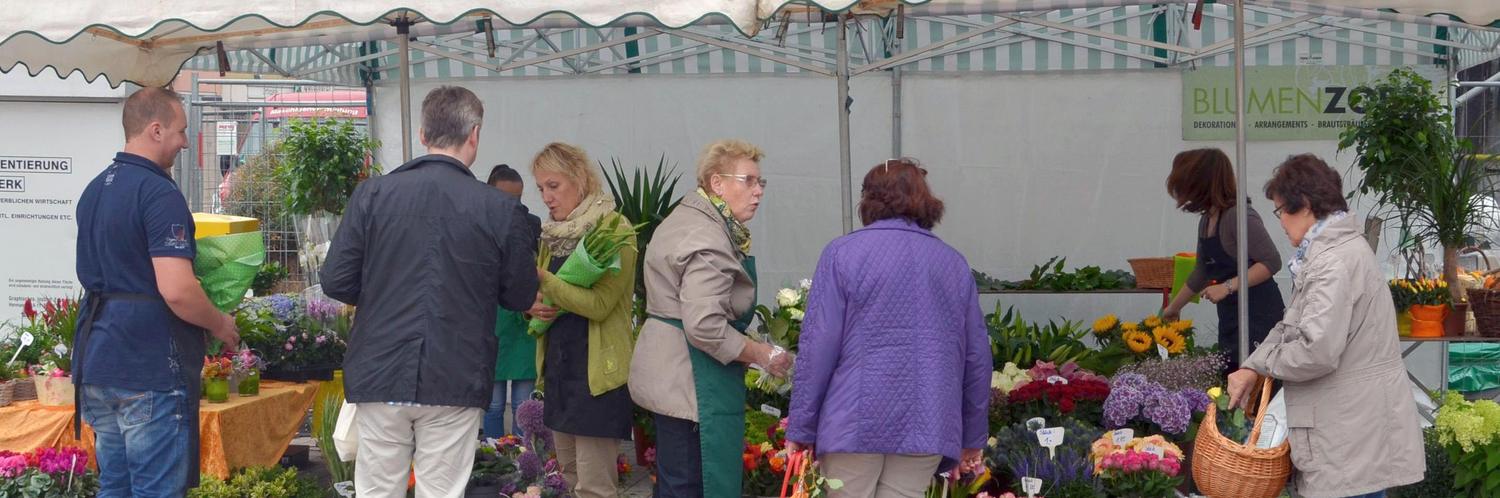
top-left (743, 453), bottom-right (756, 472)
top-left (22, 299), bottom-right (36, 322)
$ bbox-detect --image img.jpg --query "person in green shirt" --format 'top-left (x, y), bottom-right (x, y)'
top-left (484, 164), bottom-right (542, 439)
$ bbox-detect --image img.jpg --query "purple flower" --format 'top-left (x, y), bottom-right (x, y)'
top-left (518, 451), bottom-right (544, 481)
top-left (1142, 388), bottom-right (1191, 434)
top-left (500, 483), bottom-right (518, 496)
top-left (1104, 372), bottom-right (1202, 435)
top-left (267, 295), bottom-right (297, 322)
top-left (544, 472), bottom-right (567, 491)
top-left (517, 399), bottom-right (546, 437)
top-left (1178, 389), bottom-right (1212, 413)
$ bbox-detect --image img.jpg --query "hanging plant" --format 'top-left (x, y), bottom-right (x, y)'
top-left (275, 119), bottom-right (380, 216)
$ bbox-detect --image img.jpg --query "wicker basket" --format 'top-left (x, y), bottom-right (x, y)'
top-left (1468, 288), bottom-right (1500, 337)
top-left (1128, 257), bottom-right (1175, 289)
top-left (11, 377), bottom-right (36, 402)
top-left (1192, 377), bottom-right (1291, 498)
top-left (0, 380), bottom-right (12, 408)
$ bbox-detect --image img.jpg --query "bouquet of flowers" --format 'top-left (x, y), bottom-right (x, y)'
top-left (1389, 279), bottom-right (1418, 313)
top-left (235, 294), bottom-right (347, 372)
top-left (0, 447), bottom-right (97, 498)
top-left (1401, 278), bottom-right (1451, 306)
top-left (202, 356), bottom-right (232, 380)
top-left (1102, 373), bottom-right (1211, 439)
top-left (1432, 392), bottom-right (1500, 497)
top-left (1082, 315), bottom-right (1197, 376)
top-left (999, 362), bottom-right (1110, 427)
top-left (528, 216), bottom-right (640, 337)
top-left (1089, 432), bottom-right (1184, 498)
top-left (756, 278), bottom-right (811, 352)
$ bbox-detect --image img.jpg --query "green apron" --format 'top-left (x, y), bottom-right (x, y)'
top-left (651, 256), bottom-right (757, 497)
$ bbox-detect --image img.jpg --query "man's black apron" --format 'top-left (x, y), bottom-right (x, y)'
top-left (73, 291), bottom-right (206, 487)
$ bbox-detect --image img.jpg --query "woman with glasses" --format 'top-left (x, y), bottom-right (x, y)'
top-left (1161, 148), bottom-right (1286, 372)
top-left (630, 139), bottom-right (792, 497)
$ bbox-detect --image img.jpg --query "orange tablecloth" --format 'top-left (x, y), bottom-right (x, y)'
top-left (0, 380), bottom-right (319, 479)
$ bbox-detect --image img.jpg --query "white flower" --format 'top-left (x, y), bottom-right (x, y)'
top-left (53, 344), bottom-right (68, 356)
top-left (776, 288), bottom-right (800, 308)
top-left (799, 279), bottom-right (813, 291)
top-left (788, 309), bottom-right (805, 321)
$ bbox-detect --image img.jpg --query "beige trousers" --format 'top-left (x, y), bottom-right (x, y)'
top-left (822, 453), bottom-right (943, 498)
top-left (353, 403), bottom-right (484, 498)
top-left (554, 431), bottom-right (621, 498)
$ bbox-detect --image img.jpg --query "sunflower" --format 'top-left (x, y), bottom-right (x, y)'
top-left (1169, 319), bottom-right (1194, 332)
top-left (1123, 330), bottom-right (1153, 353)
top-left (1121, 322), bottom-right (1139, 333)
top-left (1153, 326), bottom-right (1187, 354)
top-left (1143, 316), bottom-right (1162, 328)
top-left (1092, 314), bottom-right (1119, 335)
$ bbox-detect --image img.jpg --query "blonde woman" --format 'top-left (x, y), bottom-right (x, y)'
top-left (529, 142), bottom-right (636, 498)
top-left (630, 139), bottom-right (793, 497)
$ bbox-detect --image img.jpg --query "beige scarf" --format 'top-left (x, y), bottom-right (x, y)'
top-left (540, 191), bottom-right (617, 257)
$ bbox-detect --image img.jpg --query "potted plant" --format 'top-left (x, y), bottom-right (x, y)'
top-left (1390, 279), bottom-right (1418, 336)
top-left (273, 119), bottom-right (380, 287)
top-left (0, 447), bottom-right (99, 498)
top-left (1431, 391), bottom-right (1500, 497)
top-left (1406, 278), bottom-right (1452, 337)
top-left (202, 356), bottom-right (232, 403)
top-left (231, 349), bottom-right (262, 396)
top-left (1340, 68), bottom-right (1497, 310)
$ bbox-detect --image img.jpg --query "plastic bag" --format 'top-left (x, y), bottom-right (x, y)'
top-left (527, 234), bottom-right (623, 337)
top-left (1254, 388), bottom-right (1288, 448)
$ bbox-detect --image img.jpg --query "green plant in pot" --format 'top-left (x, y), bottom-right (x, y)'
top-left (600, 155), bottom-right (683, 329)
top-left (1340, 67), bottom-right (1497, 305)
top-left (274, 119), bottom-right (380, 287)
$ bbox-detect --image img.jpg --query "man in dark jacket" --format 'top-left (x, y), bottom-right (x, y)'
top-left (321, 86), bottom-right (538, 498)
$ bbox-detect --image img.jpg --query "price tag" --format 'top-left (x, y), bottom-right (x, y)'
top-left (1045, 375), bottom-right (1069, 385)
top-left (1112, 429), bottom-right (1134, 446)
top-left (1025, 417), bottom-right (1046, 432)
top-left (1036, 427), bottom-right (1065, 460)
top-left (1143, 444), bottom-right (1166, 459)
top-left (6, 332), bottom-right (33, 365)
top-left (760, 404), bottom-right (782, 418)
top-left (1021, 477), bottom-right (1043, 497)
top-left (1156, 343), bottom-right (1170, 360)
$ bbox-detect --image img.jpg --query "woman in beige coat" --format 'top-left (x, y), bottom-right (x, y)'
top-left (1227, 154), bottom-right (1424, 498)
top-left (630, 139), bottom-right (793, 498)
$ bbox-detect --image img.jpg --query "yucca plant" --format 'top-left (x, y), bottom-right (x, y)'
top-left (601, 155), bottom-right (684, 300)
top-left (1402, 145), bottom-right (1499, 301)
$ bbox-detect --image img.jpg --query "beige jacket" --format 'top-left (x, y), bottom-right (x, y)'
top-left (629, 194), bottom-right (757, 421)
top-left (1243, 214), bottom-right (1424, 497)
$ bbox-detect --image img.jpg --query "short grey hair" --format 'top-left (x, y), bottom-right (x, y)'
top-left (421, 86), bottom-right (484, 149)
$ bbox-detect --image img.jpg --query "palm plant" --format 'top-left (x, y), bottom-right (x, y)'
top-left (600, 155), bottom-right (684, 305)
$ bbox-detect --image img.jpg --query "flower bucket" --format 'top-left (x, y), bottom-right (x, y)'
top-left (204, 378), bottom-right (230, 403)
top-left (238, 371), bottom-right (261, 396)
top-left (34, 375), bottom-right (74, 406)
top-left (1396, 310), bottom-right (1413, 337)
top-left (1409, 304), bottom-right (1448, 338)
top-left (1445, 303), bottom-right (1469, 337)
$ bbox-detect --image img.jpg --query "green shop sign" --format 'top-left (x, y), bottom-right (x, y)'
top-left (1181, 65), bottom-right (1446, 141)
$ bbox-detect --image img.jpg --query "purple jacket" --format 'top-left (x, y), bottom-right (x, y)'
top-left (787, 218), bottom-right (991, 472)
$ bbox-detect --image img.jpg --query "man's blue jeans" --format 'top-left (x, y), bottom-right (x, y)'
top-left (482, 379), bottom-right (535, 439)
top-left (81, 384), bottom-right (192, 498)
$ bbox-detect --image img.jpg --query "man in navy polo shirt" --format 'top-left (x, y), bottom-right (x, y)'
top-left (74, 87), bottom-right (241, 497)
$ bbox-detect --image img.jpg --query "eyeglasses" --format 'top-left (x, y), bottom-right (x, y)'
top-left (1273, 205), bottom-right (1285, 218)
top-left (716, 174), bottom-right (767, 188)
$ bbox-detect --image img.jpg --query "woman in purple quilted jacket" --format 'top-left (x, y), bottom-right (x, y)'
top-left (786, 158), bottom-right (992, 498)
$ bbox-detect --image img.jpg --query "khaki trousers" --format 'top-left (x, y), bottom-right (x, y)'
top-left (353, 403), bottom-right (484, 498)
top-left (554, 430), bottom-right (621, 498)
top-left (823, 453), bottom-right (943, 498)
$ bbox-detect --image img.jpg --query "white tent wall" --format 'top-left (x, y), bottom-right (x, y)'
top-left (369, 68), bottom-right (1445, 388)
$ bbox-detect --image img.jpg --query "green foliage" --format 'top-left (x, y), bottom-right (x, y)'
top-left (314, 391), bottom-right (355, 485)
top-left (275, 119), bottom-right (380, 216)
top-left (1391, 428), bottom-right (1455, 498)
top-left (986, 304), bottom-right (1094, 369)
top-left (189, 467), bottom-right (331, 498)
top-left (745, 410), bottom-right (779, 446)
top-left (999, 257), bottom-right (1135, 292)
top-left (600, 156), bottom-right (683, 299)
top-left (252, 261), bottom-right (290, 296)
top-left (1339, 67), bottom-right (1453, 213)
top-left (0, 469), bottom-right (99, 498)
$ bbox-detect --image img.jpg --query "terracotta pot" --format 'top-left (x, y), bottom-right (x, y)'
top-left (1446, 303), bottom-right (1470, 336)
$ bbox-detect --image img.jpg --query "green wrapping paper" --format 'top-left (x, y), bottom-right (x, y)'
top-left (193, 231), bottom-right (266, 312)
top-left (527, 237), bottom-right (622, 337)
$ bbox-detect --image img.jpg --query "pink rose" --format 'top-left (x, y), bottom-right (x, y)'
top-left (284, 343), bottom-right (294, 351)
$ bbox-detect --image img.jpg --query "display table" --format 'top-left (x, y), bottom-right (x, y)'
top-left (0, 380), bottom-right (319, 479)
